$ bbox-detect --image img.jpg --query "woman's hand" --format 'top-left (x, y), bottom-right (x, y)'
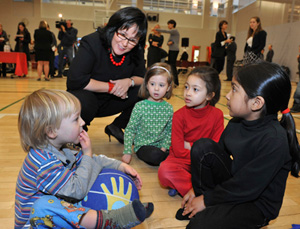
top-left (79, 130), bottom-right (92, 158)
top-left (152, 41), bottom-right (159, 47)
top-left (109, 78), bottom-right (131, 99)
top-left (119, 163), bottom-right (142, 190)
top-left (182, 195), bottom-right (206, 218)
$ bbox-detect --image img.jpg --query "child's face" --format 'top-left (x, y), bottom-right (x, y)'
top-left (226, 77), bottom-right (256, 121)
top-left (184, 75), bottom-right (210, 109)
top-left (147, 74), bottom-right (170, 102)
top-left (54, 111), bottom-right (85, 147)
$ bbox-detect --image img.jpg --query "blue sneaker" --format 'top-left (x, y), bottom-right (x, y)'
top-left (168, 189), bottom-right (178, 197)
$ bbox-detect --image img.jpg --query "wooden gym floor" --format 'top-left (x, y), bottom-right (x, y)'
top-left (0, 68), bottom-right (300, 229)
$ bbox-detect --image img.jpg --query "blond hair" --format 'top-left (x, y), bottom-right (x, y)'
top-left (18, 89), bottom-right (81, 152)
top-left (139, 62), bottom-right (173, 99)
top-left (39, 20), bottom-right (48, 29)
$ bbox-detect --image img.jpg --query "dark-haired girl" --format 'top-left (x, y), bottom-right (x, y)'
top-left (67, 7), bottom-right (148, 144)
top-left (179, 62), bottom-right (300, 228)
top-left (158, 66), bottom-right (224, 197)
top-left (243, 16), bottom-right (267, 65)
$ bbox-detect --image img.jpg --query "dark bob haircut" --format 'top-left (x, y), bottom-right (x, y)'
top-left (98, 7), bottom-right (147, 57)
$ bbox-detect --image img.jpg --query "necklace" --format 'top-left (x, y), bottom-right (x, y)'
top-left (110, 53), bottom-right (125, 66)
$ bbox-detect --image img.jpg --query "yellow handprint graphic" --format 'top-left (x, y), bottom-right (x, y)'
top-left (101, 176), bottom-right (133, 210)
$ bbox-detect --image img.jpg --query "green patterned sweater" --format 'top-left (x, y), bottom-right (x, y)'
top-left (123, 99), bottom-right (173, 154)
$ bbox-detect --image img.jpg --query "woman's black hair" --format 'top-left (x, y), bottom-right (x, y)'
top-left (97, 7), bottom-right (147, 62)
top-left (235, 62), bottom-right (300, 177)
top-left (187, 66), bottom-right (221, 106)
top-left (17, 22), bottom-right (29, 34)
top-left (218, 20), bottom-right (228, 30)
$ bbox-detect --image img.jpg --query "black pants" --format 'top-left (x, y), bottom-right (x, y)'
top-left (136, 145), bottom-right (168, 166)
top-left (226, 57), bottom-right (235, 80)
top-left (212, 57), bottom-right (225, 74)
top-left (168, 50), bottom-right (179, 85)
top-left (49, 51), bottom-right (55, 76)
top-left (68, 86), bottom-right (140, 130)
top-left (0, 63), bottom-right (6, 77)
top-left (186, 138), bottom-right (268, 229)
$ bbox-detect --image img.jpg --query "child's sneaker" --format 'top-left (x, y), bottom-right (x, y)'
top-left (168, 189), bottom-right (178, 197)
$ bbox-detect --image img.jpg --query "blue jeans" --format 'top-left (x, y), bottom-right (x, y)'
top-left (58, 45), bottom-right (74, 75)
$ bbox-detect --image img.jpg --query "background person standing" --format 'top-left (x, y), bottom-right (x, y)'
top-left (34, 21), bottom-right (53, 81)
top-left (225, 36), bottom-right (237, 81)
top-left (266, 44), bottom-right (274, 62)
top-left (56, 19), bottom-right (78, 78)
top-left (0, 23), bottom-right (9, 77)
top-left (156, 20), bottom-right (180, 86)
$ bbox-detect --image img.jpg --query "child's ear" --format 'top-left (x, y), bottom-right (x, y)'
top-left (251, 96), bottom-right (265, 111)
top-left (45, 125), bottom-right (57, 139)
top-left (207, 92), bottom-right (215, 101)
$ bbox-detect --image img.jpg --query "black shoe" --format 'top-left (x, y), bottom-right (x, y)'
top-left (105, 124), bottom-right (124, 144)
top-left (291, 103), bottom-right (300, 113)
top-left (54, 74), bottom-right (62, 78)
top-left (175, 208), bottom-right (192, 221)
top-left (224, 79), bottom-right (231, 81)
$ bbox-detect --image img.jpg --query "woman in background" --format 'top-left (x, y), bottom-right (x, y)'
top-left (0, 23), bottom-right (9, 77)
top-left (34, 21), bottom-right (53, 81)
top-left (147, 24), bottom-right (165, 68)
top-left (15, 22), bottom-right (31, 70)
top-left (211, 20), bottom-right (231, 73)
top-left (243, 16), bottom-right (266, 65)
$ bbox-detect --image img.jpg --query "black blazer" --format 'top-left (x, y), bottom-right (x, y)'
top-left (244, 30), bottom-right (267, 55)
top-left (34, 28), bottom-right (53, 50)
top-left (211, 30), bottom-right (227, 59)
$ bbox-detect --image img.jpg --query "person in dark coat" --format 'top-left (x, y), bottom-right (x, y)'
top-left (266, 44), bottom-right (274, 62)
top-left (211, 20), bottom-right (232, 73)
top-left (225, 36), bottom-right (237, 81)
top-left (67, 7), bottom-right (147, 144)
top-left (147, 24), bottom-right (164, 68)
top-left (34, 21), bottom-right (53, 81)
top-left (15, 22), bottom-right (31, 68)
top-left (0, 23), bottom-right (9, 77)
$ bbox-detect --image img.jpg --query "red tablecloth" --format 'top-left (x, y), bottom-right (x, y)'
top-left (0, 51), bottom-right (28, 76)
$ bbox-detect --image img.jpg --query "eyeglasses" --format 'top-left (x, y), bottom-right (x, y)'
top-left (116, 32), bottom-right (139, 46)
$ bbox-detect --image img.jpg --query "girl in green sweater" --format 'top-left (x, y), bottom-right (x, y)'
top-left (122, 63), bottom-right (174, 165)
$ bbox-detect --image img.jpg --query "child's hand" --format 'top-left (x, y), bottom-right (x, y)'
top-left (79, 130), bottom-right (92, 157)
top-left (181, 188), bottom-right (195, 209)
top-left (119, 163), bottom-right (142, 190)
top-left (184, 141), bottom-right (191, 150)
top-left (183, 195), bottom-right (206, 218)
top-left (122, 154), bottom-right (132, 164)
top-left (160, 147), bottom-right (166, 152)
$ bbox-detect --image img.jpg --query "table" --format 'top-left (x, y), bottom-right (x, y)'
top-left (0, 52), bottom-right (28, 76)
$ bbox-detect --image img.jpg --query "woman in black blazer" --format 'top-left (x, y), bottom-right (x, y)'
top-left (243, 16), bottom-right (267, 65)
top-left (211, 20), bottom-right (232, 73)
top-left (15, 22), bottom-right (31, 74)
top-left (34, 21), bottom-right (53, 81)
